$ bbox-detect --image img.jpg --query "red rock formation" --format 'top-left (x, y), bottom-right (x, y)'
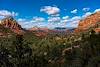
top-left (29, 27), bottom-right (38, 31)
top-left (94, 28), bottom-right (100, 33)
top-left (29, 27), bottom-right (49, 32)
top-left (0, 17), bottom-right (24, 34)
top-left (75, 11), bottom-right (100, 33)
top-left (29, 27), bottom-right (49, 37)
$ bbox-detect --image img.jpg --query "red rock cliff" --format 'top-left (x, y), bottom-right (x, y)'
top-left (75, 11), bottom-right (100, 33)
top-left (0, 17), bottom-right (24, 34)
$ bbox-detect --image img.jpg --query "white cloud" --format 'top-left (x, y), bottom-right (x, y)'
top-left (47, 22), bottom-right (66, 28)
top-left (66, 16), bottom-right (81, 28)
top-left (71, 9), bottom-right (77, 14)
top-left (0, 16), bottom-right (5, 20)
top-left (67, 21), bottom-right (79, 27)
top-left (61, 19), bottom-right (69, 23)
top-left (61, 16), bottom-right (69, 24)
top-left (32, 17), bottom-right (45, 22)
top-left (62, 16), bottom-right (69, 20)
top-left (17, 18), bottom-right (32, 28)
top-left (48, 17), bottom-right (61, 23)
top-left (18, 18), bottom-right (26, 22)
top-left (40, 6), bottom-right (60, 16)
top-left (47, 16), bottom-right (82, 28)
top-left (82, 12), bottom-right (92, 18)
top-left (51, 14), bottom-right (60, 17)
top-left (82, 8), bottom-right (100, 19)
top-left (47, 17), bottom-right (64, 28)
top-left (70, 16), bottom-right (81, 21)
top-left (17, 17), bottom-right (46, 28)
top-left (83, 8), bottom-right (90, 12)
top-left (94, 8), bottom-right (100, 12)
top-left (0, 10), bottom-right (18, 17)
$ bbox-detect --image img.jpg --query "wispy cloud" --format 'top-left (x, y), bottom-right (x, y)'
top-left (17, 18), bottom-right (33, 28)
top-left (94, 8), bottom-right (100, 12)
top-left (83, 8), bottom-right (90, 12)
top-left (82, 12), bottom-right (92, 18)
top-left (32, 17), bottom-right (45, 22)
top-left (17, 17), bottom-right (46, 28)
top-left (71, 9), bottom-right (78, 14)
top-left (48, 17), bottom-right (61, 23)
top-left (67, 16), bottom-right (81, 27)
top-left (40, 6), bottom-right (60, 16)
top-left (0, 10), bottom-right (18, 17)
top-left (62, 16), bottom-right (69, 20)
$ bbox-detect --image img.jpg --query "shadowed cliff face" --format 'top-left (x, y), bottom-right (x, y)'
top-left (75, 11), bottom-right (100, 33)
top-left (0, 16), bottom-right (24, 34)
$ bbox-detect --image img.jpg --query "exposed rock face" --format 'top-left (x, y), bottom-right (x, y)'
top-left (0, 24), bottom-right (14, 37)
top-left (75, 11), bottom-right (100, 33)
top-left (94, 28), bottom-right (100, 33)
top-left (0, 16), bottom-right (24, 34)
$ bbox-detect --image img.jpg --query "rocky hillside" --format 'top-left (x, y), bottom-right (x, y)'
top-left (75, 11), bottom-right (100, 33)
top-left (0, 24), bottom-right (16, 38)
top-left (0, 16), bottom-right (24, 34)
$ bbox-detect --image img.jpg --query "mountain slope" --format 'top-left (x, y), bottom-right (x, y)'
top-left (0, 16), bottom-right (24, 34)
top-left (75, 11), bottom-right (100, 33)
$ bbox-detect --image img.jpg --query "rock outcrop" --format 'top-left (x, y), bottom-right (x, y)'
top-left (75, 11), bottom-right (100, 33)
top-left (0, 16), bottom-right (24, 34)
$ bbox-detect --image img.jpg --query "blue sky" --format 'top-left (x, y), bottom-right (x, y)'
top-left (0, 0), bottom-right (100, 28)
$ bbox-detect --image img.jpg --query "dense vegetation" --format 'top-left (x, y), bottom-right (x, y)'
top-left (0, 29), bottom-right (100, 67)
